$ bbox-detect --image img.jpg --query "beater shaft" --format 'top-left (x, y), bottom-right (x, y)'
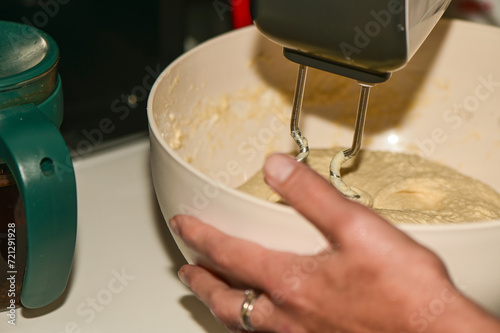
top-left (288, 66), bottom-right (373, 206)
top-left (344, 83), bottom-right (372, 159)
top-left (290, 64), bottom-right (309, 162)
top-left (330, 82), bottom-right (374, 207)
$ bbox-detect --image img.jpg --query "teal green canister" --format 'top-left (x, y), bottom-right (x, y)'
top-left (0, 21), bottom-right (77, 310)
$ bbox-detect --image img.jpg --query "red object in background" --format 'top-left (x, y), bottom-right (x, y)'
top-left (232, 0), bottom-right (253, 29)
top-left (457, 0), bottom-right (492, 13)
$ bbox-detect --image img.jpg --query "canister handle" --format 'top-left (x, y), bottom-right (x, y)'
top-left (0, 104), bottom-right (77, 309)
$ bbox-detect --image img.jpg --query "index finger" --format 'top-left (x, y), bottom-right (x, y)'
top-left (263, 153), bottom-right (397, 246)
top-left (169, 214), bottom-right (296, 291)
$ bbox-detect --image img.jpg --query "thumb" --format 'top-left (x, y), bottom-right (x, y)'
top-left (263, 153), bottom-right (381, 244)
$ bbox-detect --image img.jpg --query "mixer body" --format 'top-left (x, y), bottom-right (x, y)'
top-left (251, 0), bottom-right (452, 83)
top-left (251, 0), bottom-right (452, 202)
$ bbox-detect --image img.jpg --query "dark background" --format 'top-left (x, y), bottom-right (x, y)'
top-left (1, 0), bottom-right (497, 157)
top-left (0, 0), bottom-right (232, 157)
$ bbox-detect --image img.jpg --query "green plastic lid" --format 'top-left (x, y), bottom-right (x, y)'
top-left (0, 21), bottom-right (59, 89)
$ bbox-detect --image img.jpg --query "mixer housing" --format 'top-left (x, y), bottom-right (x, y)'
top-left (251, 0), bottom-right (452, 83)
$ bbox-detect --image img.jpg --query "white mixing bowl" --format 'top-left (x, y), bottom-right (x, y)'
top-left (148, 19), bottom-right (500, 316)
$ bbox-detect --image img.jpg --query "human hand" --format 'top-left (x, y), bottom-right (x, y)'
top-left (169, 153), bottom-right (500, 333)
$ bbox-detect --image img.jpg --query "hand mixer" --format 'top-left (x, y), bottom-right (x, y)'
top-left (251, 0), bottom-right (452, 206)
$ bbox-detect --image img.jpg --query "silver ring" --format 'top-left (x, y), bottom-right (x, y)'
top-left (240, 289), bottom-right (260, 331)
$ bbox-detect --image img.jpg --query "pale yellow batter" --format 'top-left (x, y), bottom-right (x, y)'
top-left (238, 148), bottom-right (500, 224)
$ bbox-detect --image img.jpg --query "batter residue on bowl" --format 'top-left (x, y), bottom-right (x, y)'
top-left (238, 148), bottom-right (500, 224)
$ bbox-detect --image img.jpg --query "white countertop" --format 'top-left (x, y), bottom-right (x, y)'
top-left (1, 138), bottom-right (226, 332)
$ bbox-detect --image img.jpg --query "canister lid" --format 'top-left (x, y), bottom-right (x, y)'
top-left (0, 21), bottom-right (59, 89)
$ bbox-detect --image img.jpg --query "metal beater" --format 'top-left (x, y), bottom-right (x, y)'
top-left (251, 0), bottom-right (451, 205)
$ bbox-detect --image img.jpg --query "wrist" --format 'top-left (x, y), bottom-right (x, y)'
top-left (419, 289), bottom-right (500, 333)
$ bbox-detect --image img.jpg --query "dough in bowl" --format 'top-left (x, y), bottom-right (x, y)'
top-left (238, 148), bottom-right (500, 225)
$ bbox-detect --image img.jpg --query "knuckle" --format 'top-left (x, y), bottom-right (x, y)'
top-left (207, 285), bottom-right (229, 308)
top-left (207, 243), bottom-right (232, 269)
top-left (210, 301), bottom-right (233, 323)
top-left (280, 287), bottom-right (312, 312)
top-left (421, 249), bottom-right (449, 275)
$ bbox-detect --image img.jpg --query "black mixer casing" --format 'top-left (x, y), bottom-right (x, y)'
top-left (251, 0), bottom-right (451, 83)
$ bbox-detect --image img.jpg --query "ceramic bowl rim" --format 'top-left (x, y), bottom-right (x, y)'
top-left (147, 25), bottom-right (500, 233)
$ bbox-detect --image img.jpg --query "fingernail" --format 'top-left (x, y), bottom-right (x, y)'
top-left (264, 154), bottom-right (297, 184)
top-left (178, 267), bottom-right (188, 286)
top-left (169, 217), bottom-right (180, 235)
